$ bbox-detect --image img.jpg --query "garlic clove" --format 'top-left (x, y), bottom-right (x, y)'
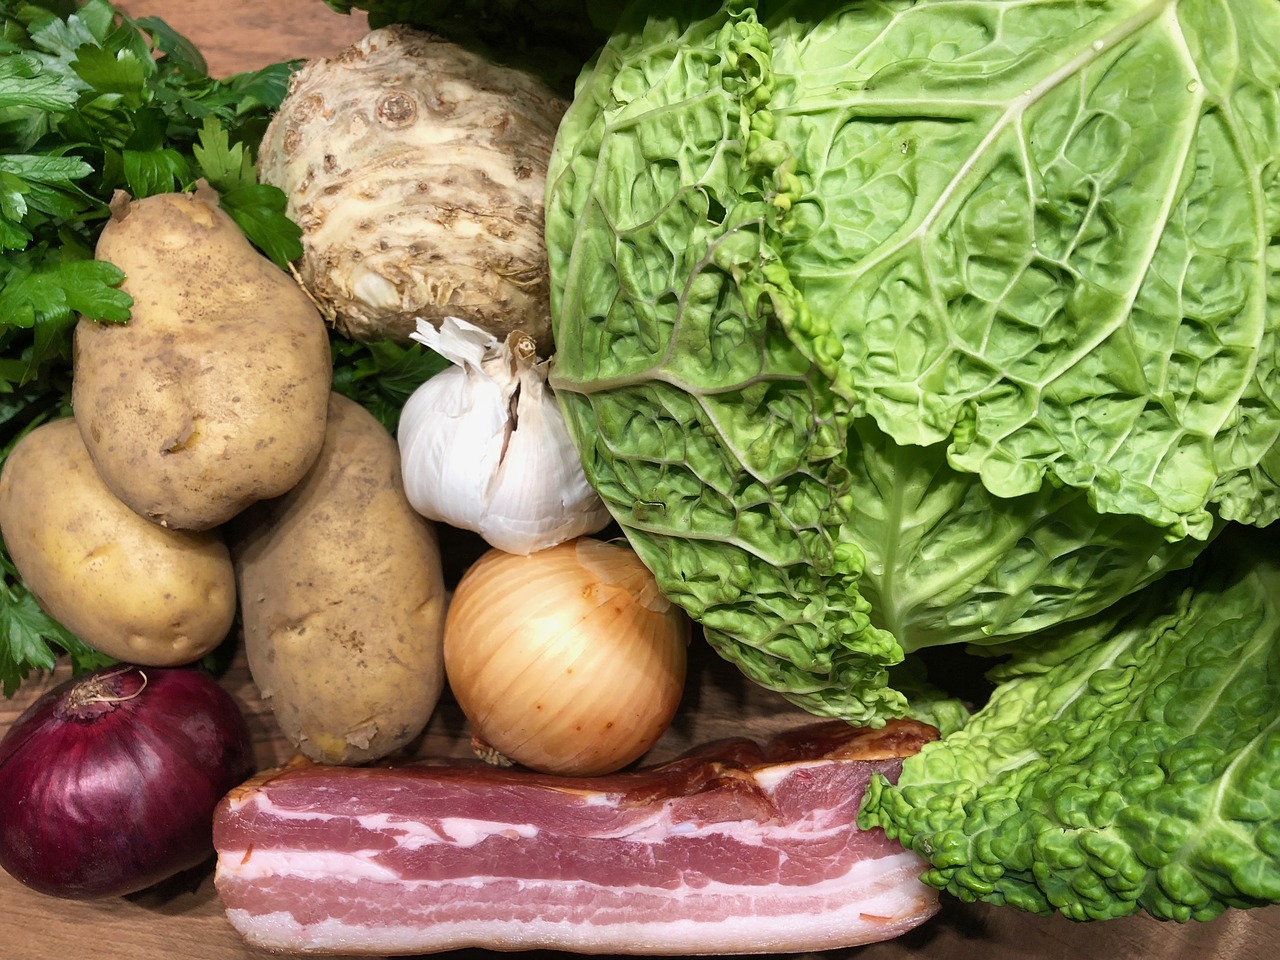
top-left (480, 357), bottom-right (611, 555)
top-left (397, 365), bottom-right (508, 532)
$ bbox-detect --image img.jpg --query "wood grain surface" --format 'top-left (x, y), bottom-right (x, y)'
top-left (3, 2), bottom-right (1279, 958)
top-left (114, 0), bottom-right (369, 77)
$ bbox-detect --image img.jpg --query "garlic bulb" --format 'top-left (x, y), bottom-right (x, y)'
top-left (397, 315), bottom-right (612, 555)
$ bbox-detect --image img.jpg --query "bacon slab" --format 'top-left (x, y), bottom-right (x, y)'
top-left (213, 718), bottom-right (940, 955)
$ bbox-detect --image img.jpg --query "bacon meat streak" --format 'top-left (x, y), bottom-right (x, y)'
top-left (213, 718), bottom-right (941, 955)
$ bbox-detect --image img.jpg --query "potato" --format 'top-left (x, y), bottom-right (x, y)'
top-left (72, 182), bottom-right (332, 531)
top-left (230, 393), bottom-right (446, 765)
top-left (0, 418), bottom-right (236, 665)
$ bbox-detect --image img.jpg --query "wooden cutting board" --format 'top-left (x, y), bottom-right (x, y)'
top-left (2, 2), bottom-right (1278, 958)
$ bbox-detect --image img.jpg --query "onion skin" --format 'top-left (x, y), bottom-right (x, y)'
top-left (444, 538), bottom-right (690, 776)
top-left (0, 665), bottom-right (254, 900)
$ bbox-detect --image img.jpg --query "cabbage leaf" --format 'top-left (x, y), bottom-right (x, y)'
top-left (859, 525), bottom-right (1280, 922)
top-left (546, 0), bottom-right (1280, 722)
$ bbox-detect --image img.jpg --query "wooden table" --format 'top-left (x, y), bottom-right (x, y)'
top-left (5, 643), bottom-right (1280, 960)
top-left (3, 2), bottom-right (1279, 958)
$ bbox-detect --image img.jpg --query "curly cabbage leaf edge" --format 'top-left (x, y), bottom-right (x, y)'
top-left (859, 527), bottom-right (1280, 922)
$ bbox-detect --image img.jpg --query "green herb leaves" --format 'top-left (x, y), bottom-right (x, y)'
top-left (1, 0), bottom-right (301, 345)
top-left (194, 117), bottom-right (302, 268)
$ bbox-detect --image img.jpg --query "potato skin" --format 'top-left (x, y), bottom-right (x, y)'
top-left (231, 393), bottom-right (446, 765)
top-left (72, 183), bottom-right (332, 531)
top-left (0, 418), bottom-right (237, 665)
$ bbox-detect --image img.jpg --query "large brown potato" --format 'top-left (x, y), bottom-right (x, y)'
top-left (230, 393), bottom-right (446, 765)
top-left (72, 182), bottom-right (332, 531)
top-left (0, 418), bottom-right (236, 665)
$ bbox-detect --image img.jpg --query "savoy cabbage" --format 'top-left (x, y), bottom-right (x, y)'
top-left (545, 0), bottom-right (1280, 723)
top-left (859, 525), bottom-right (1280, 922)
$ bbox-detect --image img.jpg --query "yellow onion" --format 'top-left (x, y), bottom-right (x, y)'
top-left (444, 537), bottom-right (690, 776)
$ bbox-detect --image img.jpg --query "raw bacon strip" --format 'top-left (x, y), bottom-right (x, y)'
top-left (213, 718), bottom-right (941, 955)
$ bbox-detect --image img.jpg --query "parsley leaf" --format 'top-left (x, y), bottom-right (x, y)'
top-left (0, 52), bottom-right (79, 112)
top-left (194, 116), bottom-right (302, 267)
top-left (192, 114), bottom-right (254, 190)
top-left (217, 182), bottom-right (303, 269)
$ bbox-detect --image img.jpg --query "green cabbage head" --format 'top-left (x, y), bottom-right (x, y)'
top-left (545, 0), bottom-right (1280, 723)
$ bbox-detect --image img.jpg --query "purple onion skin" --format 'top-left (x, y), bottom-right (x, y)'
top-left (0, 664), bottom-right (254, 899)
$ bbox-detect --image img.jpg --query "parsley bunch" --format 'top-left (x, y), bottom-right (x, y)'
top-left (0, 0), bottom-right (302, 694)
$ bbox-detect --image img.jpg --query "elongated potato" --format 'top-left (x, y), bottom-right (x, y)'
top-left (73, 182), bottom-right (332, 531)
top-left (230, 393), bottom-right (446, 765)
top-left (0, 418), bottom-right (236, 665)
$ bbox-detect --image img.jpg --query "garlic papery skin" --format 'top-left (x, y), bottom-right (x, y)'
top-left (397, 316), bottom-right (612, 555)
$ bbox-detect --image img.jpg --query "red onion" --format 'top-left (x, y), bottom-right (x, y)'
top-left (0, 664), bottom-right (254, 899)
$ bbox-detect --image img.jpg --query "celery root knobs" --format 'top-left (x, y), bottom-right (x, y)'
top-left (256, 26), bottom-right (568, 355)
